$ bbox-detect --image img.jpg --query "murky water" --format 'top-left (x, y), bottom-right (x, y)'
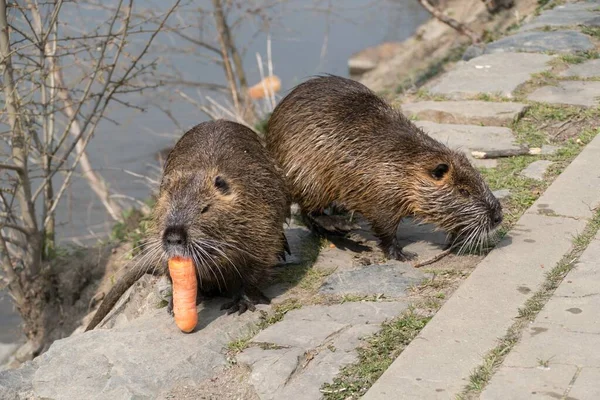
top-left (0, 0), bottom-right (429, 345)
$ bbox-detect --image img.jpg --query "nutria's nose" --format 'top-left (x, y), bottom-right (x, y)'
top-left (163, 226), bottom-right (187, 249)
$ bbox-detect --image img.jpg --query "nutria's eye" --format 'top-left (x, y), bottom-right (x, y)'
top-left (201, 205), bottom-right (210, 214)
top-left (459, 188), bottom-right (470, 197)
top-left (214, 176), bottom-right (229, 193)
top-left (431, 163), bottom-right (449, 180)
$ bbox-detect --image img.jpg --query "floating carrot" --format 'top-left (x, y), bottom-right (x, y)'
top-left (248, 75), bottom-right (281, 100)
top-left (168, 256), bottom-right (198, 333)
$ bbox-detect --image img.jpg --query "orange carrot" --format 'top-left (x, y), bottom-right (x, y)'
top-left (248, 75), bottom-right (281, 100)
top-left (168, 256), bottom-right (198, 333)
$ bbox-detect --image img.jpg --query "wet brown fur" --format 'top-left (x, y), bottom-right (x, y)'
top-left (266, 75), bottom-right (502, 260)
top-left (87, 120), bottom-right (290, 330)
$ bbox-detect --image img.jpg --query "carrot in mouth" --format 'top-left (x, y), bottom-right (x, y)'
top-left (168, 256), bottom-right (198, 333)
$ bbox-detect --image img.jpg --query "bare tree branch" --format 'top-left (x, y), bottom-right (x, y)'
top-left (417, 0), bottom-right (482, 44)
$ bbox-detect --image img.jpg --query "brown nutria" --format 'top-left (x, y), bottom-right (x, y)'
top-left (86, 120), bottom-right (290, 331)
top-left (266, 75), bottom-right (502, 261)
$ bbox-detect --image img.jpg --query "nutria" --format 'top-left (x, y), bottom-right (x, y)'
top-left (86, 120), bottom-right (290, 331)
top-left (266, 75), bottom-right (502, 261)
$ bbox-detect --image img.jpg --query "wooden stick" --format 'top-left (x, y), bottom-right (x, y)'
top-left (471, 147), bottom-right (541, 159)
top-left (413, 248), bottom-right (453, 268)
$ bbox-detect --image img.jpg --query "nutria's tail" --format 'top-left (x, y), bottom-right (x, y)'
top-left (85, 264), bottom-right (149, 331)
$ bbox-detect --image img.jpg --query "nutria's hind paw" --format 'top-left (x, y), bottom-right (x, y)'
top-left (387, 246), bottom-right (418, 262)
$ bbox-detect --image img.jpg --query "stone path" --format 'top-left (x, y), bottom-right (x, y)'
top-left (364, 1), bottom-right (600, 399)
top-left (428, 52), bottom-right (554, 99)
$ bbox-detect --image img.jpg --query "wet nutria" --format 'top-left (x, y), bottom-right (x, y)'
top-left (266, 75), bottom-right (502, 261)
top-left (87, 120), bottom-right (290, 331)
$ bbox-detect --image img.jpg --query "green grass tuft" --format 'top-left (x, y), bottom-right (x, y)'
top-left (321, 309), bottom-right (432, 399)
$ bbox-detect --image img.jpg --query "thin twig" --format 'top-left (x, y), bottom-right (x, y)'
top-left (417, 0), bottom-right (482, 44)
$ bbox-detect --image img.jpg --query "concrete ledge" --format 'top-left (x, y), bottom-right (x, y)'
top-left (363, 213), bottom-right (586, 399)
top-left (527, 133), bottom-right (600, 220)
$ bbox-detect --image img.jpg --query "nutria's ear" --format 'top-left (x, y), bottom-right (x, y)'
top-left (214, 176), bottom-right (230, 194)
top-left (431, 163), bottom-right (449, 180)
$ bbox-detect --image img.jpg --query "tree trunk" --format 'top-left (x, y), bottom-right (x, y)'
top-left (211, 0), bottom-right (257, 124)
top-left (0, 0), bottom-right (46, 353)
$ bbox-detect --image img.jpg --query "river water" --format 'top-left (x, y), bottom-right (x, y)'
top-left (0, 0), bottom-right (429, 347)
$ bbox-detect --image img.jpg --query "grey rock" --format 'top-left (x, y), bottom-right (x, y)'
top-left (282, 226), bottom-right (314, 265)
top-left (484, 30), bottom-right (594, 54)
top-left (401, 100), bottom-right (528, 126)
top-left (429, 53), bottom-right (554, 99)
top-left (559, 58), bottom-right (600, 78)
top-left (519, 2), bottom-right (600, 32)
top-left (0, 298), bottom-right (265, 400)
top-left (319, 263), bottom-right (430, 297)
top-left (462, 44), bottom-right (486, 61)
top-left (238, 347), bottom-right (304, 400)
top-left (0, 343), bottom-right (18, 367)
top-left (0, 361), bottom-right (36, 399)
top-left (348, 58), bottom-right (377, 75)
top-left (493, 189), bottom-right (511, 200)
top-left (251, 302), bottom-right (408, 350)
top-left (415, 121), bottom-right (520, 154)
top-left (527, 81), bottom-right (600, 107)
top-left (521, 160), bottom-right (554, 181)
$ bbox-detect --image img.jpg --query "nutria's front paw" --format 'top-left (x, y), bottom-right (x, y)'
top-left (386, 246), bottom-right (418, 262)
top-left (166, 296), bottom-right (174, 316)
top-left (221, 290), bottom-right (270, 315)
top-left (221, 294), bottom-right (256, 315)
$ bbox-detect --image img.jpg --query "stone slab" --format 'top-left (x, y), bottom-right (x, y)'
top-left (401, 101), bottom-right (528, 126)
top-left (560, 58), bottom-right (600, 78)
top-left (429, 53), bottom-right (554, 99)
top-left (540, 144), bottom-right (559, 155)
top-left (275, 324), bottom-right (380, 400)
top-left (485, 30), bottom-right (594, 54)
top-left (527, 81), bottom-right (600, 107)
top-left (520, 160), bottom-right (554, 180)
top-left (251, 302), bottom-right (407, 350)
top-left (569, 368), bottom-right (600, 400)
top-left (499, 322), bottom-right (600, 369)
top-left (493, 189), bottom-right (511, 200)
top-left (554, 238), bottom-right (600, 298)
top-left (481, 363), bottom-right (578, 400)
top-left (527, 133), bottom-right (600, 219)
top-left (319, 263), bottom-right (430, 297)
top-left (242, 302), bottom-right (408, 400)
top-left (363, 213), bottom-right (587, 400)
top-left (520, 2), bottom-right (600, 32)
top-left (415, 121), bottom-right (520, 153)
